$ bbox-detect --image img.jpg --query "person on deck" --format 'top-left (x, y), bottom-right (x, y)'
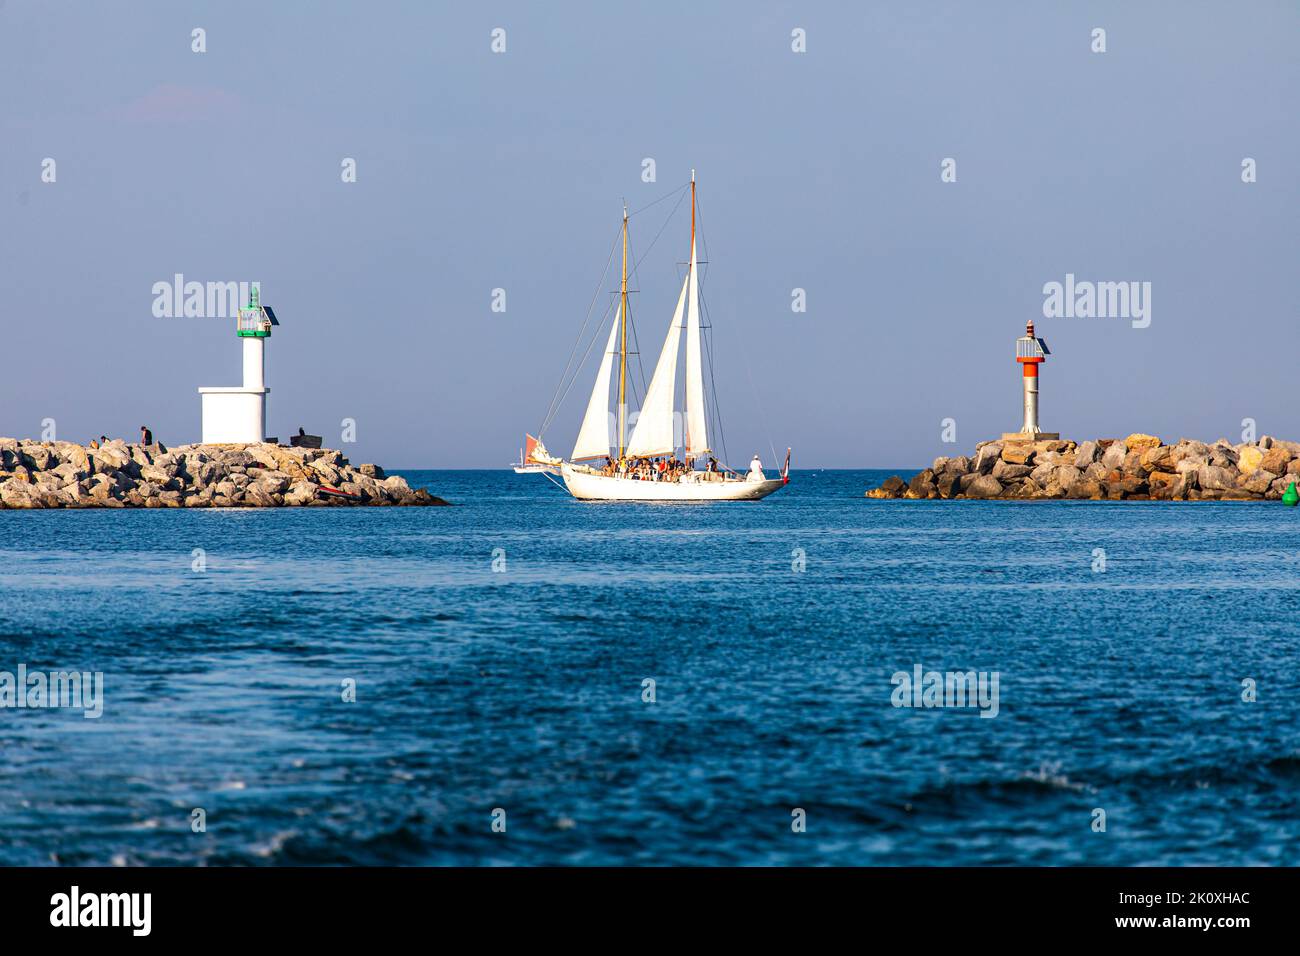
top-left (747, 454), bottom-right (766, 482)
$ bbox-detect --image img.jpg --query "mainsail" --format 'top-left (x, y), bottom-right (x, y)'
top-left (570, 304), bottom-right (621, 461)
top-left (625, 273), bottom-right (688, 458)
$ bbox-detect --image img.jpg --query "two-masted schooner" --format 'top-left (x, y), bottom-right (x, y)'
top-left (527, 172), bottom-right (788, 502)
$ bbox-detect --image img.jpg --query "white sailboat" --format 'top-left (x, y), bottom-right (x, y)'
top-left (511, 435), bottom-right (558, 474)
top-left (536, 172), bottom-right (788, 502)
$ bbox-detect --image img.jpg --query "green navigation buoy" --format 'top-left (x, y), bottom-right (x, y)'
top-left (1284, 481), bottom-right (1299, 507)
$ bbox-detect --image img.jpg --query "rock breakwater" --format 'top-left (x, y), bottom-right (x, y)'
top-left (867, 433), bottom-right (1300, 501)
top-left (0, 439), bottom-right (448, 509)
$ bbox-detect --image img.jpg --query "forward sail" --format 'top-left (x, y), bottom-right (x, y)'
top-left (683, 232), bottom-right (709, 458)
top-left (625, 272), bottom-right (689, 458)
top-left (570, 305), bottom-right (621, 461)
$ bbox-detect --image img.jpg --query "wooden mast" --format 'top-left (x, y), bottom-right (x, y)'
top-left (617, 206), bottom-right (629, 461)
top-left (690, 169), bottom-right (695, 249)
top-left (685, 169), bottom-right (695, 462)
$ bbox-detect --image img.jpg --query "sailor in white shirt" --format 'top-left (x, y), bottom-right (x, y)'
top-left (747, 454), bottom-right (766, 482)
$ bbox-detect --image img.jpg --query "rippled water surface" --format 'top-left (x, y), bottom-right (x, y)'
top-left (2, 468), bottom-right (1298, 865)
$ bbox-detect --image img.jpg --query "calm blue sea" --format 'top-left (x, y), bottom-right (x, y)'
top-left (1, 468), bottom-right (1298, 866)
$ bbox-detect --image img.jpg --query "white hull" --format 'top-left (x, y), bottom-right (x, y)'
top-left (561, 463), bottom-right (785, 501)
top-left (512, 463), bottom-right (557, 475)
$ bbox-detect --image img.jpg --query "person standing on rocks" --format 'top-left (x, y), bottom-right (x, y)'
top-left (140, 425), bottom-right (153, 445)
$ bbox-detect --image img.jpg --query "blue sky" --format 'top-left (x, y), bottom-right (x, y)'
top-left (2, 1), bottom-right (1295, 467)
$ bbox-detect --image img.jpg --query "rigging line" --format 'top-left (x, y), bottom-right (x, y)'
top-left (542, 184), bottom-right (687, 449)
top-left (626, 298), bottom-right (648, 408)
top-left (624, 227), bottom-right (651, 405)
top-left (545, 297), bottom-right (618, 442)
top-left (538, 224), bottom-right (621, 437)
top-left (694, 189), bottom-right (710, 285)
top-left (692, 197), bottom-right (730, 467)
top-left (696, 188), bottom-right (775, 470)
top-left (627, 181), bottom-right (689, 219)
top-left (627, 187), bottom-right (688, 289)
top-left (699, 293), bottom-right (730, 469)
top-left (540, 229), bottom-right (618, 437)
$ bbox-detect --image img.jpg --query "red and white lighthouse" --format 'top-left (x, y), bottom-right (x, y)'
top-left (1005, 319), bottom-right (1059, 440)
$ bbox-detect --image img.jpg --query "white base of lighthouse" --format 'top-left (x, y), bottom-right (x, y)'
top-left (198, 386), bottom-right (269, 443)
top-left (1002, 431), bottom-right (1060, 441)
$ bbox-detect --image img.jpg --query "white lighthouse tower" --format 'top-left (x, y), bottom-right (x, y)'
top-left (198, 285), bottom-right (279, 443)
top-left (1003, 319), bottom-right (1059, 441)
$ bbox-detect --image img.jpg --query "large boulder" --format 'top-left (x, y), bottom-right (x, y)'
top-left (311, 463), bottom-right (342, 486)
top-left (1148, 471), bottom-right (1184, 499)
top-left (1035, 450), bottom-right (1075, 467)
top-left (1260, 446), bottom-right (1292, 476)
top-left (905, 470), bottom-right (937, 499)
top-left (21, 445), bottom-right (54, 471)
top-left (252, 473), bottom-right (291, 495)
top-left (1073, 440), bottom-right (1100, 468)
top-left (965, 475), bottom-right (1003, 498)
top-left (1238, 470), bottom-right (1277, 495)
top-left (1000, 443), bottom-right (1035, 465)
top-left (1198, 464), bottom-right (1238, 491)
top-left (973, 443), bottom-right (1003, 474)
top-left (943, 456), bottom-right (971, 475)
top-left (1051, 465), bottom-right (1082, 494)
top-left (1068, 478), bottom-right (1104, 500)
top-left (866, 476), bottom-right (905, 498)
top-left (0, 481), bottom-right (39, 508)
top-left (1104, 473), bottom-right (1146, 498)
top-left (1029, 461), bottom-right (1057, 486)
top-left (1237, 446), bottom-right (1265, 475)
top-left (244, 485), bottom-right (281, 507)
top-left (1210, 443), bottom-right (1239, 467)
top-left (284, 481), bottom-right (319, 506)
top-left (1124, 433), bottom-right (1162, 452)
top-left (1101, 441), bottom-right (1128, 470)
top-left (1139, 445), bottom-right (1173, 473)
top-left (992, 459), bottom-right (1032, 481)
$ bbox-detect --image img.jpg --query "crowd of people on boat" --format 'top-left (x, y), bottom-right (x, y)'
top-left (599, 455), bottom-right (727, 481)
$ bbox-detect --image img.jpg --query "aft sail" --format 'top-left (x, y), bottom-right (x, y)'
top-left (625, 274), bottom-right (687, 458)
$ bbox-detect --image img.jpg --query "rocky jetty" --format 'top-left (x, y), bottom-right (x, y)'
top-left (867, 433), bottom-right (1300, 501)
top-left (0, 439), bottom-right (448, 509)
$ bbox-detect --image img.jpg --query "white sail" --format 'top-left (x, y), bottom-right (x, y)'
top-left (625, 272), bottom-right (689, 458)
top-left (684, 234), bottom-right (709, 458)
top-left (570, 305), bottom-right (621, 461)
